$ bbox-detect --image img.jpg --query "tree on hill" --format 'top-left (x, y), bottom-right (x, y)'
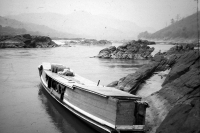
top-left (138, 11), bottom-right (200, 42)
top-left (171, 19), bottom-right (175, 25)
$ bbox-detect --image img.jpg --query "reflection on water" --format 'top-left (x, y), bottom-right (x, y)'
top-left (38, 84), bottom-right (97, 133)
top-left (98, 58), bottom-right (150, 69)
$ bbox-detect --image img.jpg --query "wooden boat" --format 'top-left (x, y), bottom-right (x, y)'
top-left (38, 62), bottom-right (148, 133)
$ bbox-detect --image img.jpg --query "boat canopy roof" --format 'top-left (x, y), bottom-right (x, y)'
top-left (42, 62), bottom-right (141, 100)
top-left (74, 85), bottom-right (141, 99)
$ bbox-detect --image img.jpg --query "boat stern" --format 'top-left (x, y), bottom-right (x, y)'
top-left (114, 100), bottom-right (149, 133)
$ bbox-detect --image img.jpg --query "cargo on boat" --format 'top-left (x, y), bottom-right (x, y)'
top-left (38, 62), bottom-right (148, 133)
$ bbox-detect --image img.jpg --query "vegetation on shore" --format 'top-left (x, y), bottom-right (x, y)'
top-left (138, 11), bottom-right (200, 43)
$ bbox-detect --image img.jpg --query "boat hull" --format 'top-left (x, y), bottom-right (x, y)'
top-left (38, 63), bottom-right (146, 133)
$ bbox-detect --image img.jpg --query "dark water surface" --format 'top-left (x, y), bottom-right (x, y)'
top-left (0, 44), bottom-right (173, 133)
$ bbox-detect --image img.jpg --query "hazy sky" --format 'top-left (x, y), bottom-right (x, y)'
top-left (0, 0), bottom-right (199, 30)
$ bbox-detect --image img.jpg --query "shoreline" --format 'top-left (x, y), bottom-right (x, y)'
top-left (106, 43), bottom-right (200, 133)
top-left (140, 38), bottom-right (199, 46)
top-left (136, 69), bottom-right (170, 97)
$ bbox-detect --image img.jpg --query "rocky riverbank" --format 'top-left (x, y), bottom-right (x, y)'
top-left (0, 34), bottom-right (59, 48)
top-left (61, 39), bottom-right (112, 46)
top-left (145, 49), bottom-right (200, 133)
top-left (97, 40), bottom-right (155, 59)
top-left (107, 44), bottom-right (200, 133)
top-left (81, 39), bottom-right (112, 45)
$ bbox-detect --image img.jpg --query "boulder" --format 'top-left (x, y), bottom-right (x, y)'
top-left (98, 47), bottom-right (112, 58)
top-left (106, 81), bottom-right (118, 87)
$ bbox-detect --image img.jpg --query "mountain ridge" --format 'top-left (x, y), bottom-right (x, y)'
top-left (0, 16), bottom-right (75, 38)
top-left (6, 12), bottom-right (154, 40)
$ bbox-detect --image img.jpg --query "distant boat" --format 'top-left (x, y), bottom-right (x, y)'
top-left (38, 62), bottom-right (148, 133)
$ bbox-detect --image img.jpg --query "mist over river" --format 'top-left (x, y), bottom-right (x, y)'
top-left (0, 42), bottom-right (173, 133)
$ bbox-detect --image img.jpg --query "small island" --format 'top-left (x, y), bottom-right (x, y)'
top-left (59, 38), bottom-right (112, 46)
top-left (97, 39), bottom-right (155, 59)
top-left (0, 34), bottom-right (59, 48)
top-left (81, 39), bottom-right (112, 45)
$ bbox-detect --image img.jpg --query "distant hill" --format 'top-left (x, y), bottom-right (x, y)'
top-left (0, 16), bottom-right (75, 38)
top-left (7, 12), bottom-right (154, 40)
top-left (138, 12), bottom-right (200, 43)
top-left (0, 25), bottom-right (39, 35)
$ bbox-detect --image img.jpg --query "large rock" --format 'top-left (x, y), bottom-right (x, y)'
top-left (98, 39), bottom-right (155, 59)
top-left (163, 50), bottom-right (199, 85)
top-left (144, 50), bottom-right (200, 133)
top-left (98, 47), bottom-right (112, 58)
top-left (106, 46), bottom-right (199, 132)
top-left (156, 98), bottom-right (200, 133)
top-left (106, 46), bottom-right (197, 94)
top-left (107, 81), bottom-right (118, 87)
top-left (106, 51), bottom-right (171, 93)
top-left (0, 34), bottom-right (59, 48)
top-left (116, 62), bottom-right (159, 93)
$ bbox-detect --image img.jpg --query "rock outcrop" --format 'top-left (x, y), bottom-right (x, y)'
top-left (145, 50), bottom-right (200, 133)
top-left (98, 40), bottom-right (155, 59)
top-left (107, 62), bottom-right (159, 93)
top-left (107, 44), bottom-right (199, 133)
top-left (155, 98), bottom-right (200, 133)
top-left (0, 34), bottom-right (59, 48)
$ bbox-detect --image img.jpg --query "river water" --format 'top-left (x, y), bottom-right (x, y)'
top-left (0, 42), bottom-right (173, 133)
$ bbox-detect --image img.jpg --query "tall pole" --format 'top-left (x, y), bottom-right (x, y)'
top-left (197, 0), bottom-right (199, 49)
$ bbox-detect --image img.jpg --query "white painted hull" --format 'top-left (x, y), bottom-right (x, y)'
top-left (38, 63), bottom-right (146, 133)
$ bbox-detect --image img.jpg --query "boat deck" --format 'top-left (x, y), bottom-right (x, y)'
top-left (42, 62), bottom-right (140, 99)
